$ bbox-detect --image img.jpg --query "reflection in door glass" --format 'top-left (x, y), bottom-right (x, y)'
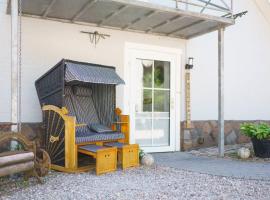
top-left (154, 61), bottom-right (170, 89)
top-left (143, 89), bottom-right (152, 112)
top-left (142, 60), bottom-right (153, 88)
top-left (154, 90), bottom-right (170, 112)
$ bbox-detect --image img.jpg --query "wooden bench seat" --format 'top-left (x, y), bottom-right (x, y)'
top-left (104, 143), bottom-right (139, 170)
top-left (78, 145), bottom-right (117, 175)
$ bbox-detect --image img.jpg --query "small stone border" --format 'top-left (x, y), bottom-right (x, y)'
top-left (188, 143), bottom-right (270, 163)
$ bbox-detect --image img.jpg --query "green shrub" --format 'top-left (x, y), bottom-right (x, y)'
top-left (240, 123), bottom-right (270, 140)
top-left (139, 149), bottom-right (145, 160)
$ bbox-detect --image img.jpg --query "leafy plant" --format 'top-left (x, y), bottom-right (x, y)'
top-left (139, 149), bottom-right (145, 160)
top-left (240, 123), bottom-right (270, 140)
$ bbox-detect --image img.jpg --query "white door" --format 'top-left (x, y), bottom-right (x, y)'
top-left (126, 45), bottom-right (181, 152)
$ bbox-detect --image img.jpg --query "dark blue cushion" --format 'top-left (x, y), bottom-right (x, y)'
top-left (89, 123), bottom-right (112, 133)
top-left (76, 131), bottom-right (125, 144)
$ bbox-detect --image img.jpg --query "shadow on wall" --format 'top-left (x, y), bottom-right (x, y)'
top-left (180, 120), bottom-right (270, 151)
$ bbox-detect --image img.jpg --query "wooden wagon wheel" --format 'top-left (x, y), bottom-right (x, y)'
top-left (35, 148), bottom-right (51, 177)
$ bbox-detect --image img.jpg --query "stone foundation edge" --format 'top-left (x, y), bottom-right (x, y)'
top-left (1, 121), bottom-right (269, 152)
top-left (181, 120), bottom-right (270, 151)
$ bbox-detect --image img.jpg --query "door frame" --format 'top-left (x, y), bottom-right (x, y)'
top-left (124, 42), bottom-right (182, 152)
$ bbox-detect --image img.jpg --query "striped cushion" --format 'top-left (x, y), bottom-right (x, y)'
top-left (64, 86), bottom-right (100, 123)
top-left (76, 130), bottom-right (124, 144)
top-left (90, 123), bottom-right (112, 133)
top-left (79, 145), bottom-right (106, 153)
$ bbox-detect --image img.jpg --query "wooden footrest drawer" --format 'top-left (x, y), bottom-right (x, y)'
top-left (78, 145), bottom-right (117, 175)
top-left (104, 143), bottom-right (139, 170)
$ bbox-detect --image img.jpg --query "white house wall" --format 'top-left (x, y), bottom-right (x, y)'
top-left (187, 0), bottom-right (270, 121)
top-left (0, 0), bottom-right (186, 123)
top-left (1, 0), bottom-right (270, 123)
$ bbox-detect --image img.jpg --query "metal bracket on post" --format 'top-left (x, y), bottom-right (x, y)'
top-left (218, 27), bottom-right (225, 157)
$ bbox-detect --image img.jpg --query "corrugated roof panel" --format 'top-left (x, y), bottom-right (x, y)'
top-left (47, 0), bottom-right (89, 20)
top-left (104, 6), bottom-right (153, 28)
top-left (78, 1), bottom-right (123, 24)
top-left (8, 0), bottom-right (235, 39)
top-left (22, 0), bottom-right (51, 16)
top-left (176, 21), bottom-right (220, 37)
top-left (130, 12), bottom-right (178, 31)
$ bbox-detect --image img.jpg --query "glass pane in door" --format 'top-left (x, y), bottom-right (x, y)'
top-left (135, 119), bottom-right (152, 146)
top-left (153, 119), bottom-right (170, 146)
top-left (154, 90), bottom-right (170, 112)
top-left (135, 59), bottom-right (171, 147)
top-left (154, 61), bottom-right (170, 89)
top-left (143, 60), bottom-right (153, 87)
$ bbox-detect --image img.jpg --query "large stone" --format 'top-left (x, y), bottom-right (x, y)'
top-left (202, 122), bottom-right (212, 134)
top-left (224, 123), bottom-right (233, 134)
top-left (190, 129), bottom-right (199, 140)
top-left (203, 133), bottom-right (216, 147)
top-left (209, 121), bottom-right (218, 128)
top-left (183, 130), bottom-right (192, 140)
top-left (209, 132), bottom-right (216, 142)
top-left (0, 123), bottom-right (11, 132)
top-left (237, 133), bottom-right (250, 144)
top-left (225, 130), bottom-right (237, 145)
top-left (183, 140), bottom-right (193, 150)
top-left (238, 147), bottom-right (250, 159)
top-left (141, 154), bottom-right (154, 167)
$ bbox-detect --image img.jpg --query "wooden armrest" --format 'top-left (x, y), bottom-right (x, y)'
top-left (113, 122), bottom-right (128, 124)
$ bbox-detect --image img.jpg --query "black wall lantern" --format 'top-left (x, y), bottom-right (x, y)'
top-left (185, 57), bottom-right (194, 69)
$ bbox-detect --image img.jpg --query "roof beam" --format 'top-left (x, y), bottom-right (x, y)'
top-left (98, 5), bottom-right (129, 26)
top-left (196, 0), bottom-right (230, 11)
top-left (146, 15), bottom-right (185, 33)
top-left (220, 0), bottom-right (230, 9)
top-left (71, 0), bottom-right (97, 22)
top-left (200, 0), bottom-right (212, 13)
top-left (42, 0), bottom-right (57, 18)
top-left (122, 10), bottom-right (157, 30)
top-left (167, 20), bottom-right (205, 36)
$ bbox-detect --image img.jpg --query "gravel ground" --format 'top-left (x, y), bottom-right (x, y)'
top-left (1, 166), bottom-right (270, 200)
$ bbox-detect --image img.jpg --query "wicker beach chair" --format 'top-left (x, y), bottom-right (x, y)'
top-left (35, 59), bottom-right (131, 173)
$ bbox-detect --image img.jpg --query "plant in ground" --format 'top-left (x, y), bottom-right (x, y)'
top-left (240, 123), bottom-right (270, 140)
top-left (139, 149), bottom-right (145, 160)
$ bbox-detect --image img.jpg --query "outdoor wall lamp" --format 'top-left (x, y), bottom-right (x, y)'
top-left (185, 57), bottom-right (194, 69)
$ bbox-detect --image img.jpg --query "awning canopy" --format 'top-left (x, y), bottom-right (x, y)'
top-left (7, 0), bottom-right (234, 39)
top-left (64, 60), bottom-right (125, 85)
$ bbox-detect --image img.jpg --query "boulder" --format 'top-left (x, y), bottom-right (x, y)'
top-left (141, 154), bottom-right (154, 167)
top-left (225, 131), bottom-right (237, 145)
top-left (238, 147), bottom-right (250, 159)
